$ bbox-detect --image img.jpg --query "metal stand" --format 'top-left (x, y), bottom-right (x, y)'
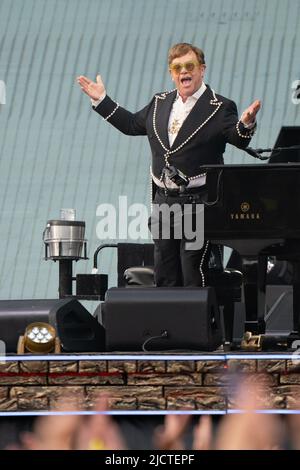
top-left (44, 238), bottom-right (88, 299)
top-left (58, 260), bottom-right (73, 298)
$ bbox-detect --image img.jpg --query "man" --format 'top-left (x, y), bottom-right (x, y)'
top-left (77, 43), bottom-right (261, 287)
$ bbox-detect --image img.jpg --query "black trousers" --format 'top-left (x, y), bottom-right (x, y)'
top-left (149, 187), bottom-right (211, 287)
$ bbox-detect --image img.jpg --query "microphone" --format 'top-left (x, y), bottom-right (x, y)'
top-left (244, 147), bottom-right (269, 161)
top-left (256, 148), bottom-right (272, 153)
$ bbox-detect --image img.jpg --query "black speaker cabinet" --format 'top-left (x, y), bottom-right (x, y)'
top-left (102, 287), bottom-right (222, 351)
top-left (0, 299), bottom-right (105, 353)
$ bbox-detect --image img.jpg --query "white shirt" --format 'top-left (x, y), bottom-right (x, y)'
top-left (167, 82), bottom-right (207, 147)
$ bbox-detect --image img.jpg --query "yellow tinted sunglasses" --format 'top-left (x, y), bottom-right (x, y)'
top-left (169, 61), bottom-right (201, 74)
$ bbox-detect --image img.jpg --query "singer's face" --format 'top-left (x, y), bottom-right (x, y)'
top-left (169, 51), bottom-right (206, 101)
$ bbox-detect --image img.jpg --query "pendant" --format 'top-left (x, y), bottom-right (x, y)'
top-left (169, 118), bottom-right (181, 135)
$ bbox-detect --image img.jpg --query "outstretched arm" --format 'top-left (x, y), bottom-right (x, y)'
top-left (77, 74), bottom-right (148, 136)
top-left (222, 99), bottom-right (261, 149)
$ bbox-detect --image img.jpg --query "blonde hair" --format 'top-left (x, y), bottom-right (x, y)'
top-left (168, 43), bottom-right (205, 66)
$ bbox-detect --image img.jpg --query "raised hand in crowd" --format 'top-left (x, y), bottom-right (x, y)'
top-left (153, 414), bottom-right (191, 450)
top-left (192, 415), bottom-right (213, 450)
top-left (20, 399), bottom-right (81, 450)
top-left (214, 379), bottom-right (282, 450)
top-left (74, 395), bottom-right (126, 450)
top-left (19, 394), bottom-right (126, 451)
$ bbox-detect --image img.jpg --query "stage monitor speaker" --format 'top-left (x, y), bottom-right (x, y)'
top-left (0, 299), bottom-right (105, 353)
top-left (102, 287), bottom-right (222, 351)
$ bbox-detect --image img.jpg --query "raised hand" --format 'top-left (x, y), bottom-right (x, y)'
top-left (241, 99), bottom-right (261, 126)
top-left (153, 415), bottom-right (191, 450)
top-left (77, 74), bottom-right (106, 101)
top-left (74, 395), bottom-right (127, 450)
top-left (215, 379), bottom-right (282, 450)
top-left (20, 393), bottom-right (126, 451)
top-left (192, 415), bottom-right (213, 450)
top-left (20, 399), bottom-right (82, 450)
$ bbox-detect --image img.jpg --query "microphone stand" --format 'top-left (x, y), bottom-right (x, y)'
top-left (244, 145), bottom-right (300, 161)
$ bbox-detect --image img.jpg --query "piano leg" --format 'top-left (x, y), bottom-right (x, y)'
top-left (292, 260), bottom-right (300, 334)
top-left (242, 255), bottom-right (267, 334)
top-left (258, 254), bottom-right (268, 333)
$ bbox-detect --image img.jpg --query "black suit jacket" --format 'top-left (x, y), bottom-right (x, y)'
top-left (94, 85), bottom-right (255, 179)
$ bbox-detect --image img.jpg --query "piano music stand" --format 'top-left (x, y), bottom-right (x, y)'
top-left (269, 127), bottom-right (300, 163)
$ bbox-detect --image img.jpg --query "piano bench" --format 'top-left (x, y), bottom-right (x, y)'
top-left (124, 266), bottom-right (155, 287)
top-left (124, 266), bottom-right (243, 349)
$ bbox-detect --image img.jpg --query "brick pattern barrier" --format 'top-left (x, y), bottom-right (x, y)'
top-left (0, 357), bottom-right (300, 411)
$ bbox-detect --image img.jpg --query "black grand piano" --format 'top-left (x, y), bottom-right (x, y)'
top-left (203, 127), bottom-right (300, 339)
